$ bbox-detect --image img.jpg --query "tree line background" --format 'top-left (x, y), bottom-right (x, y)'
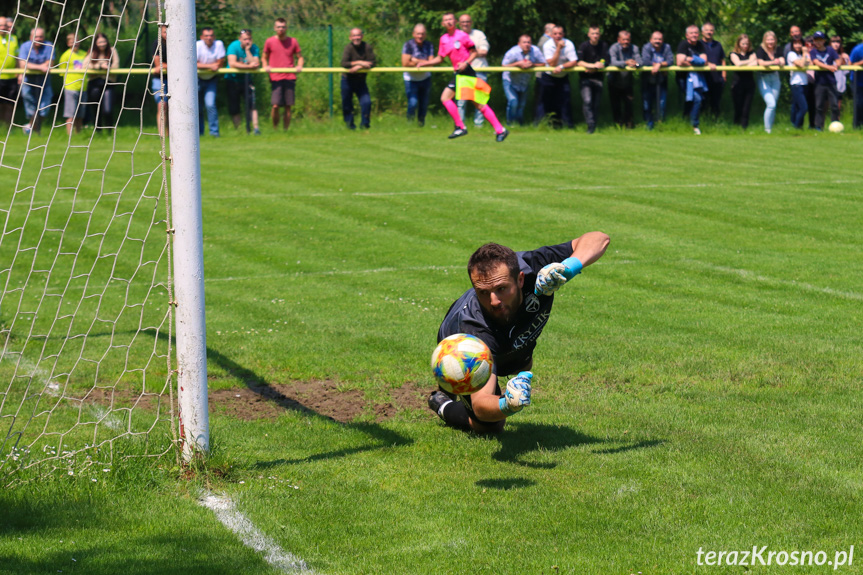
top-left (15, 0), bottom-right (863, 55)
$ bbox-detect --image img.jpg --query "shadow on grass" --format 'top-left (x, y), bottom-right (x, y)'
top-left (0, 491), bottom-right (274, 574)
top-left (492, 422), bottom-right (664, 469)
top-left (592, 439), bottom-right (665, 455)
top-left (205, 346), bottom-right (413, 468)
top-left (475, 477), bottom-right (537, 490)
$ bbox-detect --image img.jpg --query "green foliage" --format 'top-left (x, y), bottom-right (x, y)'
top-left (195, 0), bottom-right (242, 42)
top-left (723, 0), bottom-right (863, 44)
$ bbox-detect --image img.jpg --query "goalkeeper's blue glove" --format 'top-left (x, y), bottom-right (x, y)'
top-left (499, 371), bottom-right (533, 415)
top-left (534, 257), bottom-right (583, 296)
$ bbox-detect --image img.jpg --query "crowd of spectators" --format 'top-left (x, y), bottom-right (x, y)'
top-left (1, 14), bottom-right (861, 137)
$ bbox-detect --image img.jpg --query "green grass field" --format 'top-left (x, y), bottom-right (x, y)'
top-left (2, 119), bottom-right (863, 574)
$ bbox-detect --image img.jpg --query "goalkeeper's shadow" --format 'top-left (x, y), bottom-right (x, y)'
top-left (204, 345), bottom-right (413, 467)
top-left (491, 422), bottom-right (664, 468)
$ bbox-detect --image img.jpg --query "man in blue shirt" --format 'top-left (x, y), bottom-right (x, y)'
top-left (608, 30), bottom-right (642, 128)
top-left (401, 24), bottom-right (434, 126)
top-left (676, 25), bottom-right (713, 135)
top-left (641, 31), bottom-right (673, 129)
top-left (810, 31), bottom-right (840, 130)
top-left (501, 35), bottom-right (546, 125)
top-left (849, 41), bottom-right (863, 129)
top-left (225, 29), bottom-right (261, 134)
top-left (18, 27), bottom-right (54, 135)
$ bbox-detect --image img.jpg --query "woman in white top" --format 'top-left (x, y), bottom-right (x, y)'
top-left (755, 31), bottom-right (784, 133)
top-left (786, 38), bottom-right (809, 128)
top-left (830, 36), bottom-right (850, 111)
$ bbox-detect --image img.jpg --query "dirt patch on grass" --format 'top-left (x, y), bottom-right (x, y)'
top-left (209, 380), bottom-right (433, 423)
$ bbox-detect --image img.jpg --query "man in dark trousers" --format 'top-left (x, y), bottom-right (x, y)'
top-left (341, 28), bottom-right (376, 130)
top-left (577, 26), bottom-right (608, 133)
top-left (701, 22), bottom-right (726, 119)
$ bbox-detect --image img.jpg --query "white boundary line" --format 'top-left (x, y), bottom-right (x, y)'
top-left (203, 264), bottom-right (461, 283)
top-left (170, 178), bottom-right (859, 200)
top-left (199, 491), bottom-right (315, 574)
top-left (350, 179), bottom-right (859, 197)
top-left (683, 259), bottom-right (863, 301)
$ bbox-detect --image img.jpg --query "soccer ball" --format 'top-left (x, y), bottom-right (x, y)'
top-left (828, 121), bottom-right (844, 133)
top-left (430, 334), bottom-right (493, 395)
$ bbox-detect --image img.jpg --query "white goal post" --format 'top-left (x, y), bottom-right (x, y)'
top-left (166, 0), bottom-right (209, 460)
top-left (0, 0), bottom-right (208, 484)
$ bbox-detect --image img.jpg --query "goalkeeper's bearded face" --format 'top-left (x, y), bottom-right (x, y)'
top-left (470, 263), bottom-right (524, 326)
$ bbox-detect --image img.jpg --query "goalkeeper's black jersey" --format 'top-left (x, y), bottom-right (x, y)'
top-left (437, 241), bottom-right (573, 377)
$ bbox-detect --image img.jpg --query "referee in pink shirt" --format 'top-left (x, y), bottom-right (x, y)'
top-left (418, 13), bottom-right (508, 142)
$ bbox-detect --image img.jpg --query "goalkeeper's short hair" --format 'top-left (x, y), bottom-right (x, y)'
top-left (468, 243), bottom-right (519, 281)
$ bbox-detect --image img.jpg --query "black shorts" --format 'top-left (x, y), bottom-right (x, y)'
top-left (439, 378), bottom-right (501, 424)
top-left (0, 78), bottom-right (19, 101)
top-left (226, 78), bottom-right (254, 115)
top-left (270, 79), bottom-right (295, 107)
top-left (446, 66), bottom-right (476, 92)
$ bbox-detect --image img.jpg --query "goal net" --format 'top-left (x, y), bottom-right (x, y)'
top-left (0, 0), bottom-right (185, 484)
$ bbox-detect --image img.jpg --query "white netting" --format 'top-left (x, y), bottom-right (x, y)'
top-left (0, 0), bottom-right (177, 484)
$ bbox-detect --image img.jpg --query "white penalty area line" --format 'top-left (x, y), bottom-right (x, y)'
top-left (204, 259), bottom-right (863, 303)
top-left (349, 179), bottom-right (858, 197)
top-left (202, 178), bottom-right (858, 200)
top-left (204, 264), bottom-right (462, 283)
top-left (685, 259), bottom-right (863, 301)
top-left (203, 261), bottom-right (637, 284)
top-left (199, 491), bottom-right (315, 574)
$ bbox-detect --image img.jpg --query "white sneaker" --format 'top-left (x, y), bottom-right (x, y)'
top-left (693, 127), bottom-right (701, 135)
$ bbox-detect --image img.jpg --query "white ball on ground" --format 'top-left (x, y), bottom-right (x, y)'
top-left (828, 121), bottom-right (844, 133)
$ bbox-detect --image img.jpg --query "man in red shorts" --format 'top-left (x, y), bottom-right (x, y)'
top-left (262, 18), bottom-right (303, 131)
top-left (418, 12), bottom-right (508, 141)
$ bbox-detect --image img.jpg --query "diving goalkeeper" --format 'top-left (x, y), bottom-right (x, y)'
top-left (429, 233), bottom-right (610, 433)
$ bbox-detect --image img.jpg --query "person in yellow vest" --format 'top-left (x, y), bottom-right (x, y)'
top-left (0, 16), bottom-right (20, 126)
top-left (58, 33), bottom-right (88, 135)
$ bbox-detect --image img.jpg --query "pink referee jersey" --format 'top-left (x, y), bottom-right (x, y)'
top-left (438, 29), bottom-right (474, 69)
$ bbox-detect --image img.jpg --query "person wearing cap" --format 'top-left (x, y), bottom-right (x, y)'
top-left (809, 31), bottom-right (840, 130)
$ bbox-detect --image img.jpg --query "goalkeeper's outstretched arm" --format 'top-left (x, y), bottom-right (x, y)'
top-left (570, 231), bottom-right (611, 268)
top-left (535, 232), bottom-right (610, 296)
